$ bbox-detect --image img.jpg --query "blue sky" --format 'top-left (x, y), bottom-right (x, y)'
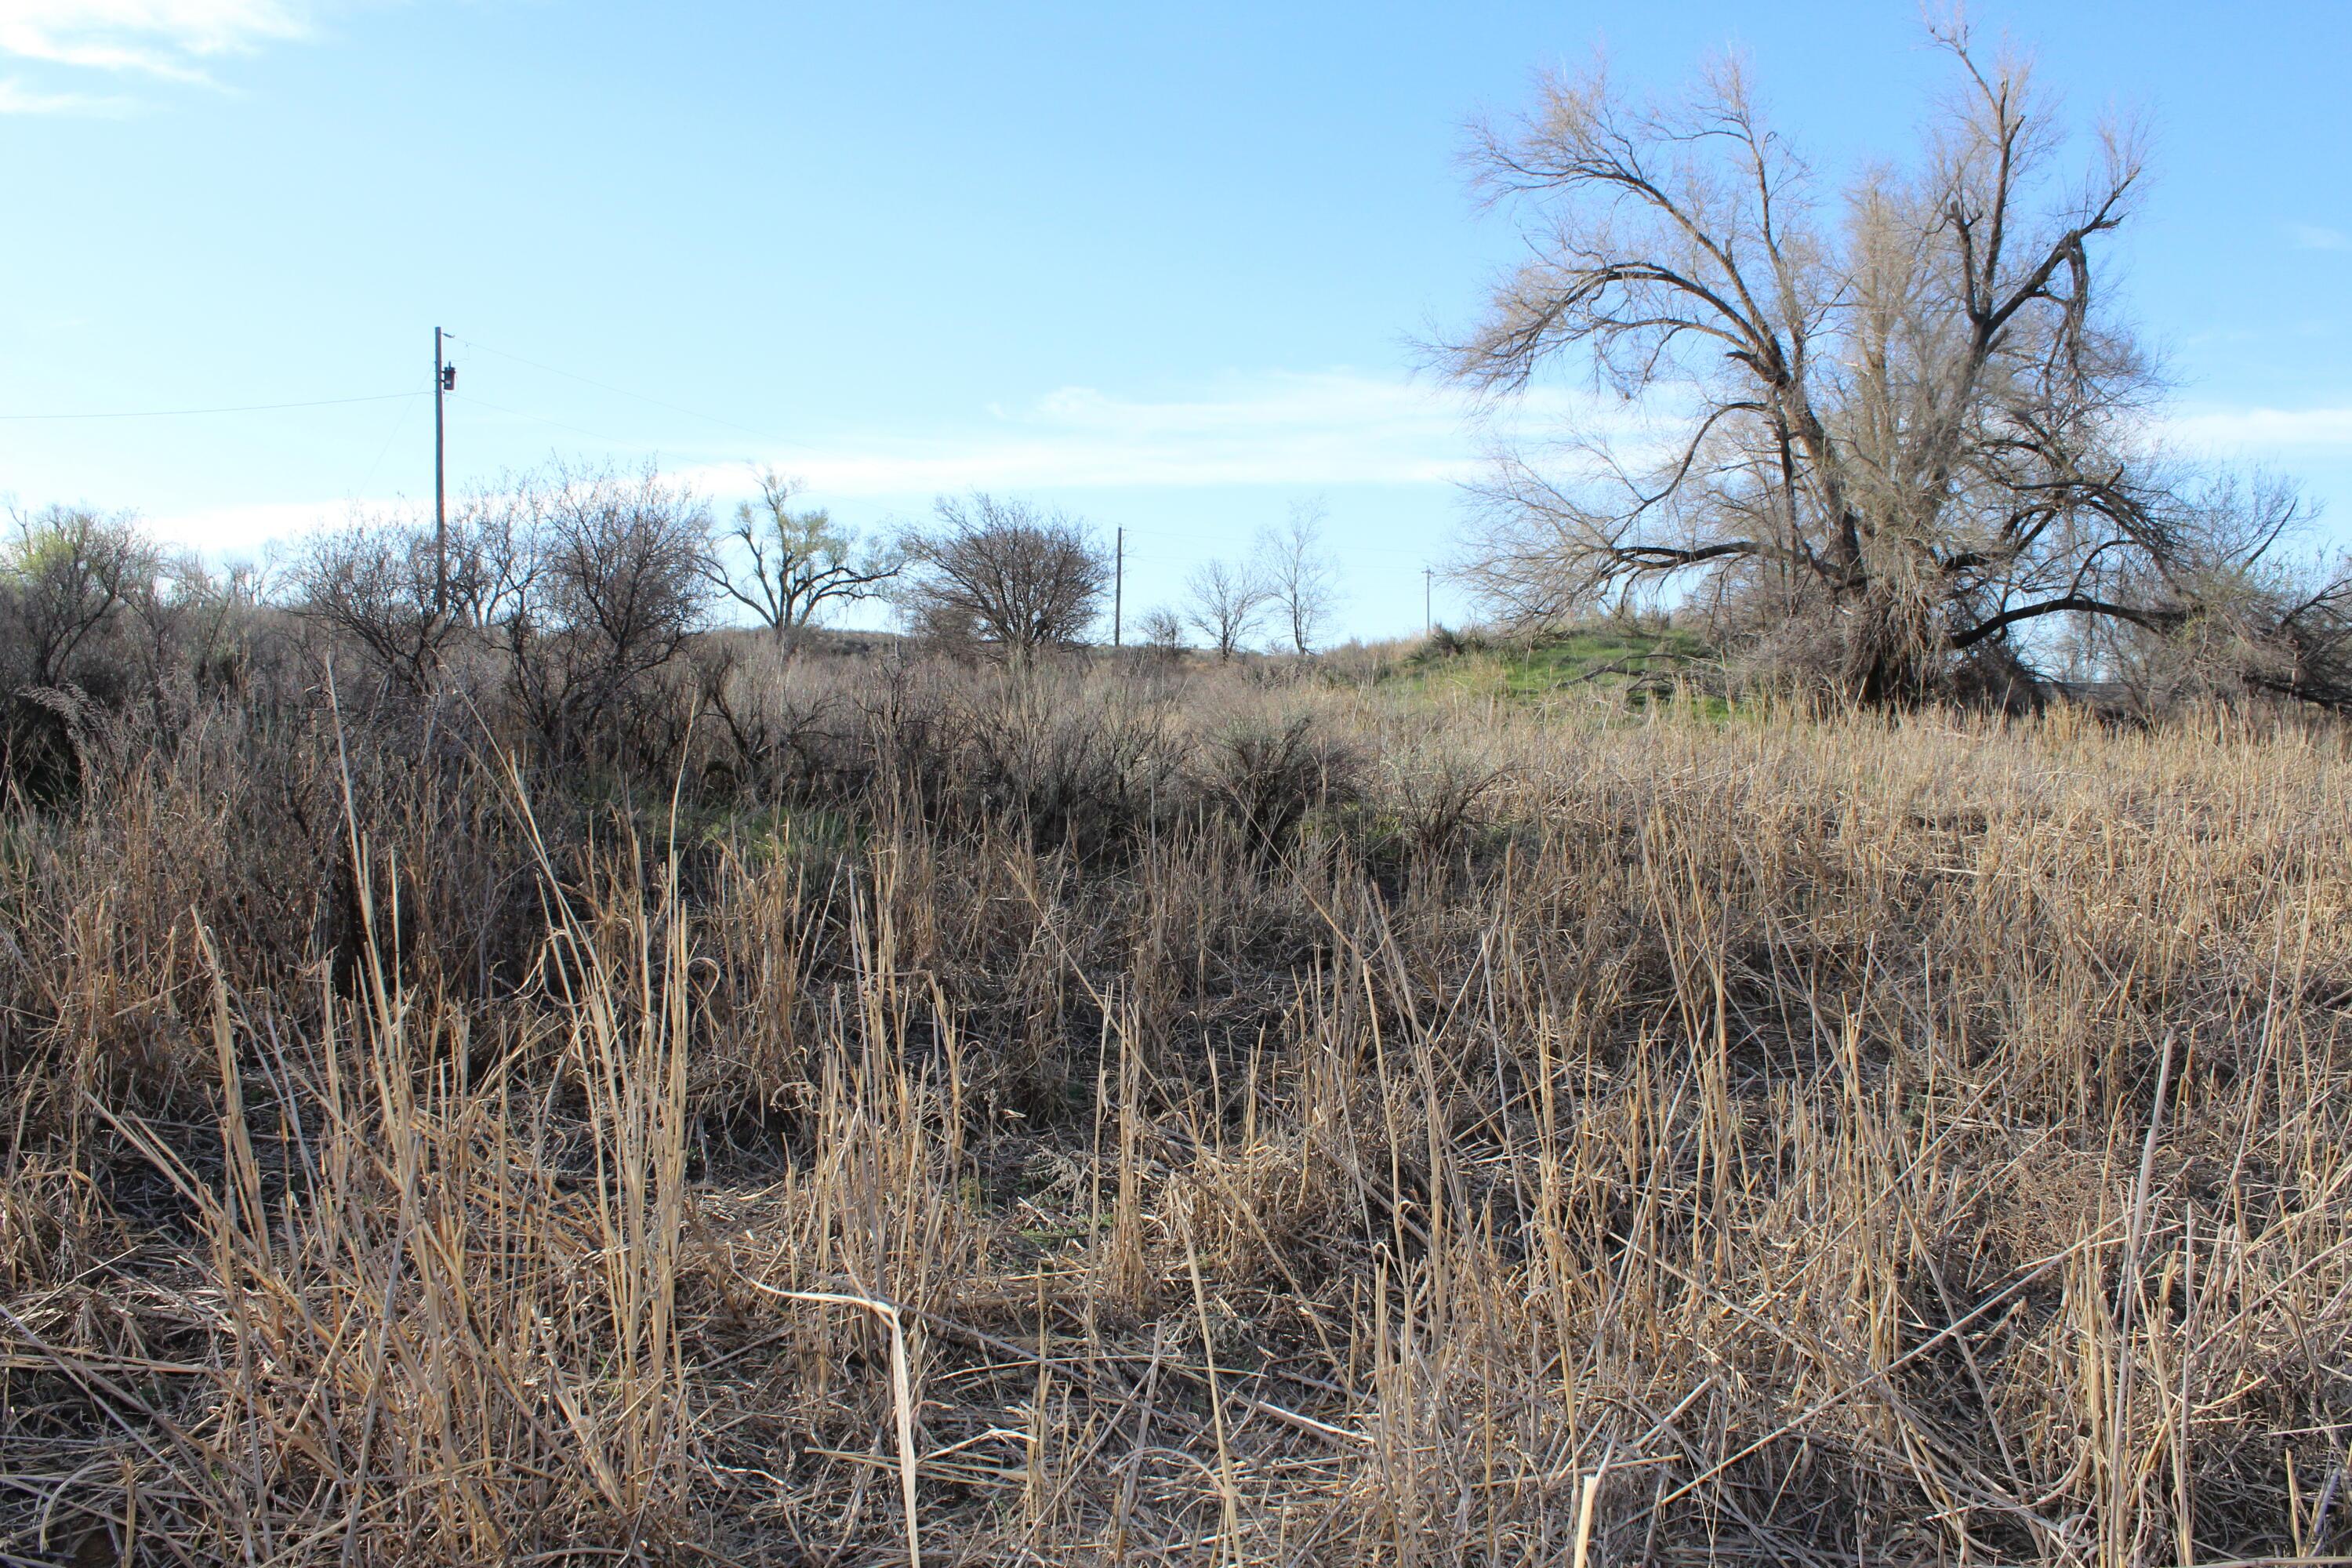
top-left (3, 1), bottom-right (2349, 640)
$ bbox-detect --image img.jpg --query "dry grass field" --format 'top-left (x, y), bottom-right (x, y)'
top-left (4, 648), bottom-right (2349, 1566)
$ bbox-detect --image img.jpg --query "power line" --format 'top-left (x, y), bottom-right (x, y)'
top-left (0, 390), bottom-right (422, 422)
top-left (1109, 518), bottom-right (1432, 560)
top-left (358, 387), bottom-right (423, 492)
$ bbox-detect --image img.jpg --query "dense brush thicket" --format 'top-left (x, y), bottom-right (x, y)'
top-left (3, 509), bottom-right (2350, 1566)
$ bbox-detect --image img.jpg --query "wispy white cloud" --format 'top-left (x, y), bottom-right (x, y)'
top-left (2289, 223), bottom-right (2352, 253)
top-left (132, 376), bottom-right (2352, 565)
top-left (140, 496), bottom-right (347, 558)
top-left (136, 369), bottom-right (1571, 555)
top-left (0, 1), bottom-right (313, 96)
top-left (679, 369), bottom-right (1627, 500)
top-left (2165, 404), bottom-right (2352, 451)
top-left (0, 73), bottom-right (136, 113)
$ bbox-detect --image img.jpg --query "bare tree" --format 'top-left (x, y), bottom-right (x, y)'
top-left (1136, 605), bottom-right (1186, 659)
top-left (293, 489), bottom-right (539, 691)
top-left (895, 493), bottom-right (1109, 658)
top-left (501, 460), bottom-right (713, 750)
top-left (1441, 24), bottom-right (2348, 706)
top-left (702, 469), bottom-right (898, 641)
top-left (1255, 496), bottom-right (1340, 655)
top-left (1, 505), bottom-right (149, 688)
top-left (2090, 487), bottom-right (2352, 716)
top-left (293, 511), bottom-right (455, 690)
top-left (1183, 557), bottom-right (1269, 662)
top-left (118, 548), bottom-right (229, 701)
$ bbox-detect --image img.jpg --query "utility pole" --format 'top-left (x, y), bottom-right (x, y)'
top-left (1113, 526), bottom-right (1124, 648)
top-left (1424, 566), bottom-right (1432, 637)
top-left (434, 327), bottom-right (450, 619)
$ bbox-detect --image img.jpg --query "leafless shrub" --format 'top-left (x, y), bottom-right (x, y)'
top-left (1312, 636), bottom-right (1415, 687)
top-left (954, 663), bottom-right (1189, 851)
top-left (894, 492), bottom-right (1109, 658)
top-left (1389, 747), bottom-right (1511, 862)
top-left (291, 509), bottom-right (459, 691)
top-left (121, 549), bottom-right (255, 711)
top-left (1200, 711), bottom-right (1363, 848)
top-left (691, 635), bottom-right (841, 797)
top-left (499, 459), bottom-right (713, 758)
top-left (0, 504), bottom-right (150, 691)
top-left (1136, 604), bottom-right (1186, 659)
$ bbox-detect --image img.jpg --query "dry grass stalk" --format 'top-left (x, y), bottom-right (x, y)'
top-left (1, 655), bottom-right (2347, 1564)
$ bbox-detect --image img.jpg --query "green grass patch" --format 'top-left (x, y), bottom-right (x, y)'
top-left (1389, 623), bottom-right (1717, 709)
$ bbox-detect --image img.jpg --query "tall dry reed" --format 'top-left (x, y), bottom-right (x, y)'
top-left (2, 664), bottom-right (2347, 1566)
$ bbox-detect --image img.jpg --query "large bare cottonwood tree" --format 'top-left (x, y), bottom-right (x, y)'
top-left (1443, 24), bottom-right (2350, 707)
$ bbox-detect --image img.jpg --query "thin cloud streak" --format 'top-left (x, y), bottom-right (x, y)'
top-left (131, 379), bottom-right (2352, 562)
top-left (687, 371), bottom-right (1624, 499)
top-left (142, 497), bottom-right (350, 557)
top-left (0, 73), bottom-right (137, 112)
top-left (0, 1), bottom-right (313, 93)
top-left (2165, 405), bottom-right (2352, 451)
top-left (137, 368), bottom-right (1566, 553)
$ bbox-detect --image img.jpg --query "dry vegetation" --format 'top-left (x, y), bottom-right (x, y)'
top-left (4, 635), bottom-right (2349, 1567)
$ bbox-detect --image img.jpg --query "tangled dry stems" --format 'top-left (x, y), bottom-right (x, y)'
top-left (2, 655), bottom-right (2348, 1566)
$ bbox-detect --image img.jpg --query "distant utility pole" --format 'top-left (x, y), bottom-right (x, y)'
top-left (434, 327), bottom-right (455, 619)
top-left (1113, 526), bottom-right (1124, 648)
top-left (1424, 566), bottom-right (1432, 636)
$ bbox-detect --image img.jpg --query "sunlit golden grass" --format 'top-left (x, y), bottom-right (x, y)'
top-left (2, 663), bottom-right (2347, 1565)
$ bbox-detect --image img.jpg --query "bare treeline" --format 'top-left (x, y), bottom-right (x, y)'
top-left (0, 468), bottom-right (1102, 798)
top-left (299, 475), bottom-right (1125, 681)
top-left (1171, 496), bottom-right (1342, 662)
